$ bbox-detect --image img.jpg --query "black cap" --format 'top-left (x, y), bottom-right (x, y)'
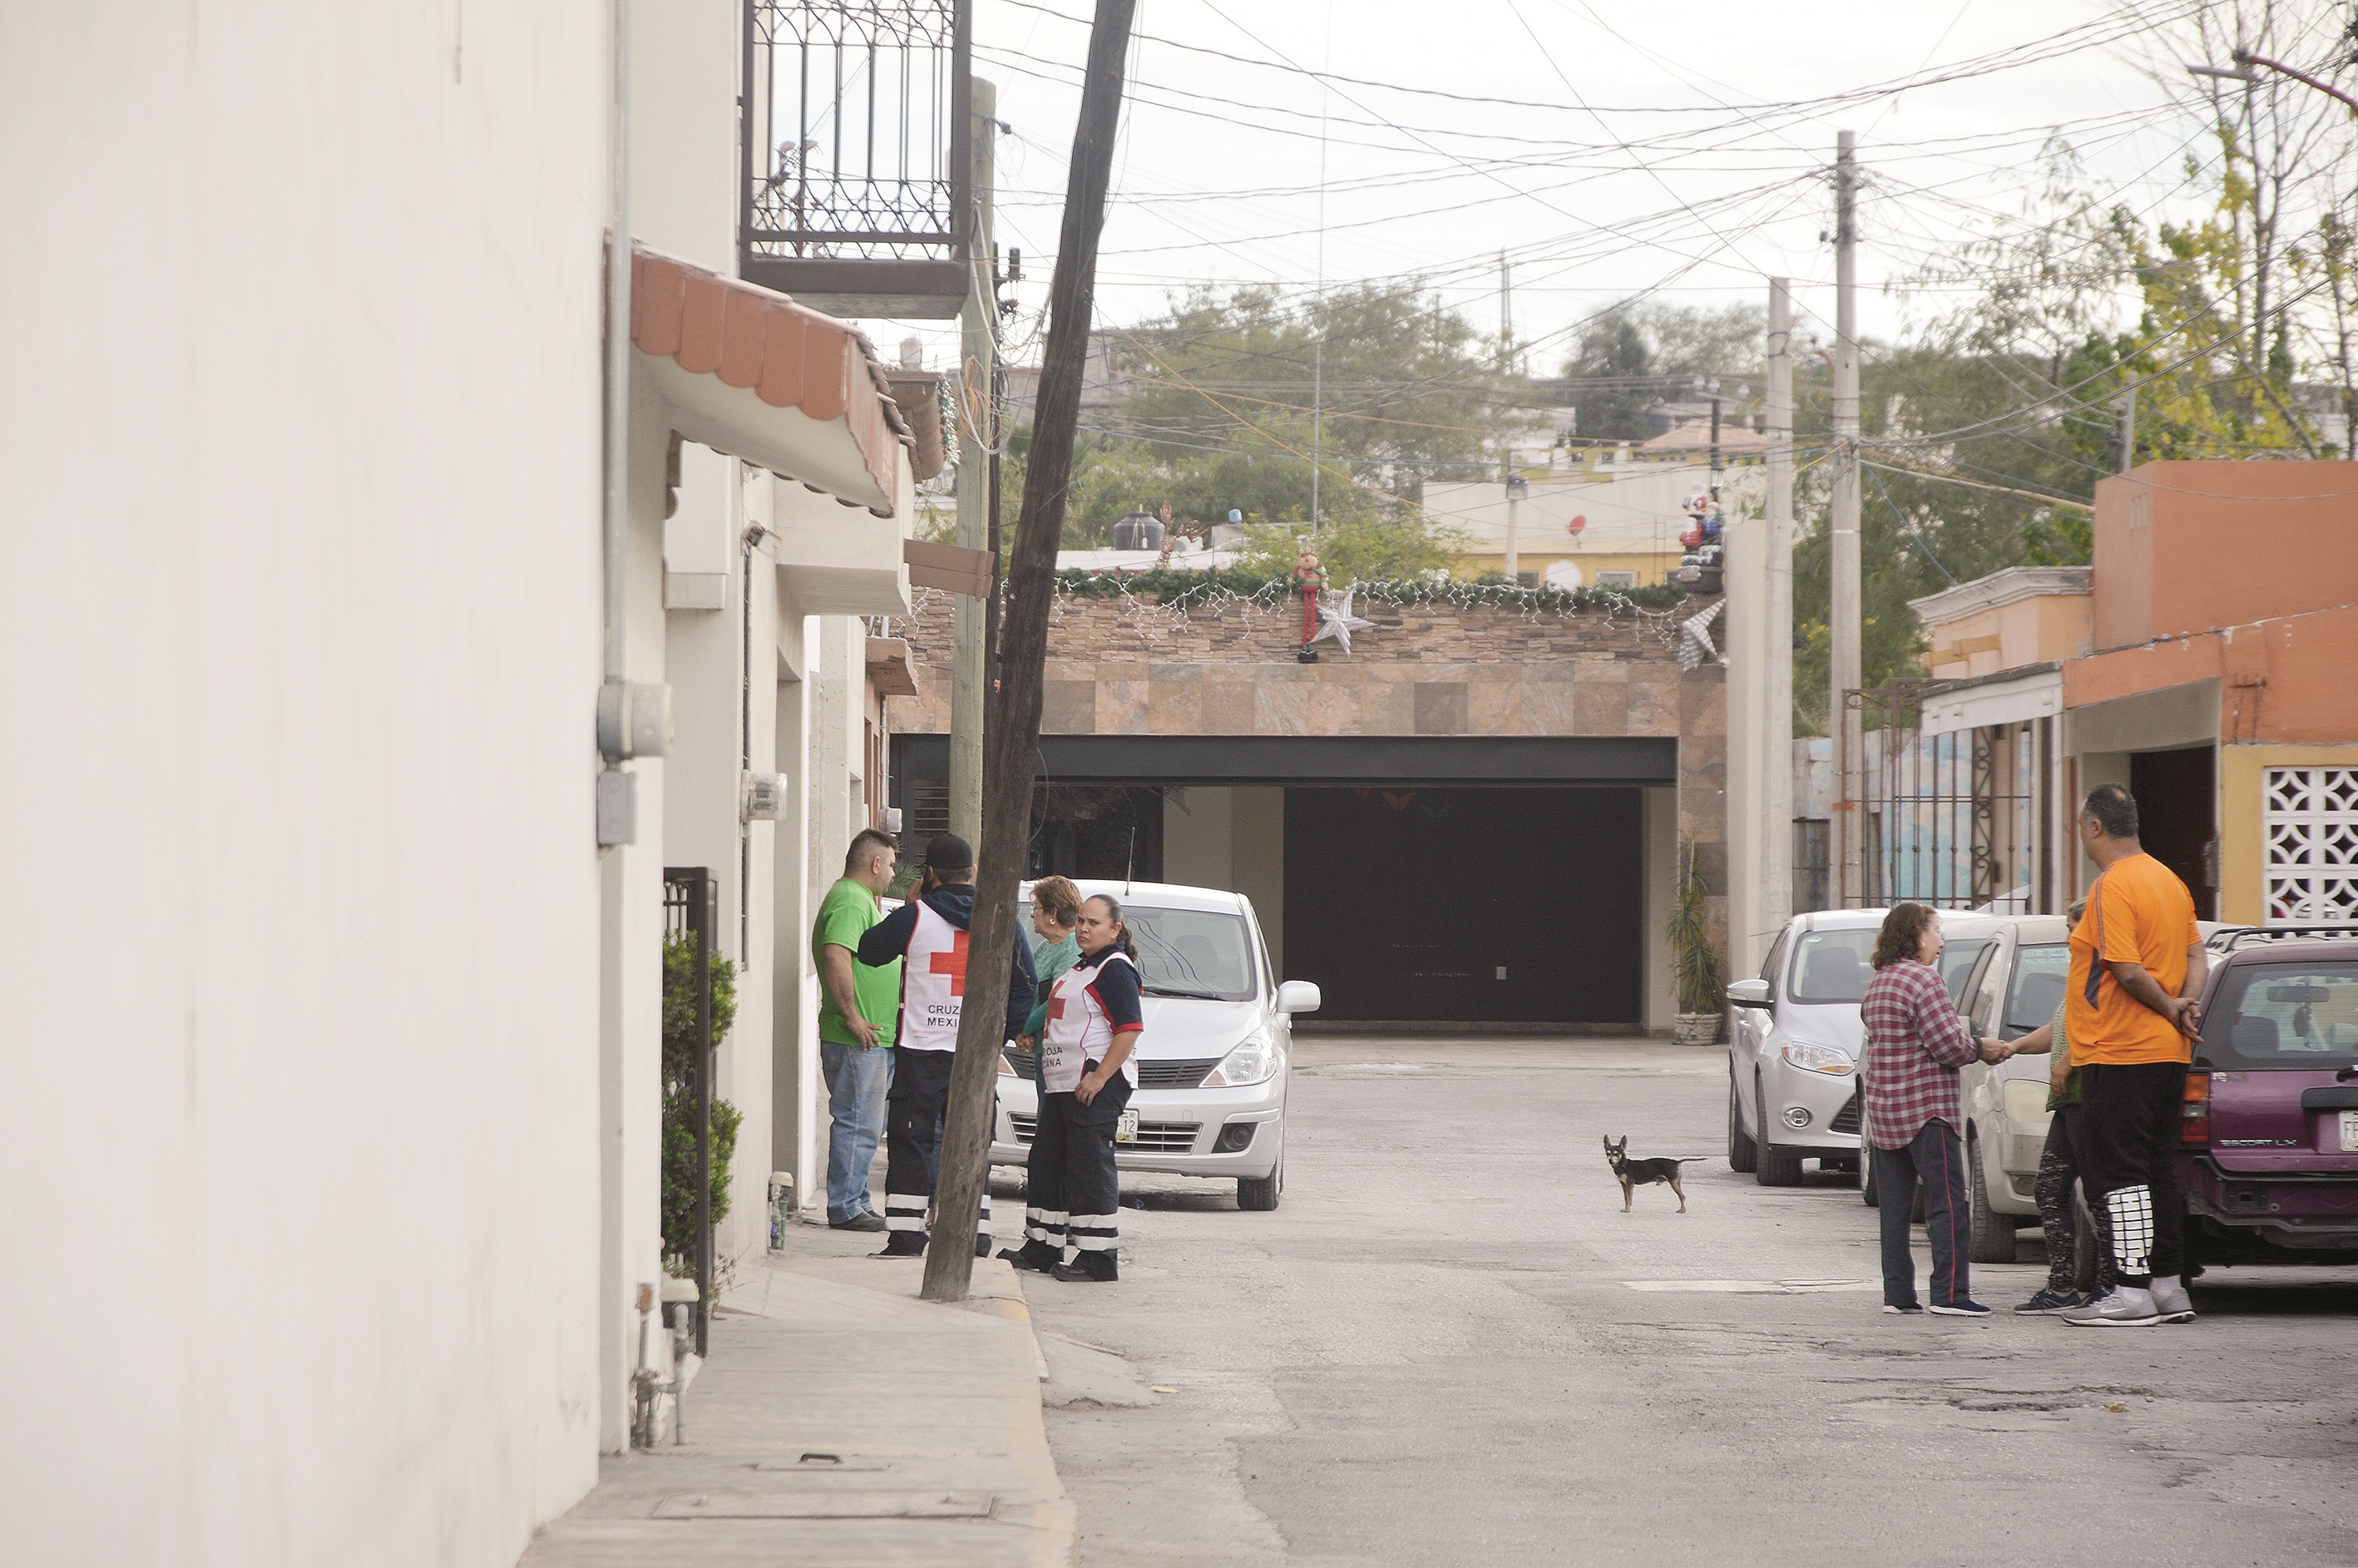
top-left (925, 833), bottom-right (975, 872)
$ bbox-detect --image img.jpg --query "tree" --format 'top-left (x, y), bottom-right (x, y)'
top-left (1562, 309), bottom-right (1655, 440)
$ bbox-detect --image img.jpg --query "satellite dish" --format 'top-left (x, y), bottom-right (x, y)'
top-left (1566, 514), bottom-right (1586, 535)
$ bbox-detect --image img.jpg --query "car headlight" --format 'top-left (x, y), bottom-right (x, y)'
top-left (1205, 1030), bottom-right (1279, 1087)
top-left (1780, 1036), bottom-right (1856, 1076)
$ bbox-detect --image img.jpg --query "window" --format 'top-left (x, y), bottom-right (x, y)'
top-left (1788, 929), bottom-right (1876, 1003)
top-left (2202, 961), bottom-right (2358, 1067)
top-left (1598, 571), bottom-right (1636, 590)
top-left (1761, 928), bottom-right (1791, 994)
top-left (1938, 937), bottom-right (1990, 1006)
top-left (1125, 907), bottom-right (1258, 1002)
top-left (2264, 767), bottom-right (2358, 925)
top-left (2000, 943), bottom-right (2069, 1038)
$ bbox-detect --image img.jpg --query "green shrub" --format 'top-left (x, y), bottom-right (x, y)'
top-left (1669, 837), bottom-right (1725, 1016)
top-left (660, 933), bottom-right (739, 1269)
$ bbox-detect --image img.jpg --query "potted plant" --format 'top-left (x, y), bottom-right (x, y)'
top-left (1668, 836), bottom-right (1724, 1046)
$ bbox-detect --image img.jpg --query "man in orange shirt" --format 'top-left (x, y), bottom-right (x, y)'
top-left (2061, 784), bottom-right (2207, 1328)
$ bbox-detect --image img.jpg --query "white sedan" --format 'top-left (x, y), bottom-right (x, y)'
top-left (992, 880), bottom-right (1320, 1211)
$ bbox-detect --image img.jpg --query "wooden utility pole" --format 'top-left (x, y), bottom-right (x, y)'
top-left (922, 0), bottom-right (1136, 1303)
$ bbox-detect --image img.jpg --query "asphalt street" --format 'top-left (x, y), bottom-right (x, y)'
top-left (1011, 1036), bottom-right (2358, 1568)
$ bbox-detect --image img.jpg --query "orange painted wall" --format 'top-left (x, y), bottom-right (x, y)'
top-left (2064, 600), bottom-right (2358, 744)
top-left (2091, 462), bottom-right (2358, 650)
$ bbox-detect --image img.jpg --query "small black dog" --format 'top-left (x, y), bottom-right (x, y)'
top-left (1604, 1135), bottom-right (1699, 1214)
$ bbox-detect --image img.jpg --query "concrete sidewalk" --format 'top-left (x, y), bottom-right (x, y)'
top-left (520, 1229), bottom-right (1077, 1567)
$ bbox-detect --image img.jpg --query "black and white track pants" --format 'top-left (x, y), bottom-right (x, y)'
top-left (1023, 1071), bottom-right (1131, 1266)
top-left (881, 1046), bottom-right (988, 1246)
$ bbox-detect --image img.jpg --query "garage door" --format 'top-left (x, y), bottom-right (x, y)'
top-left (1283, 786), bottom-right (1644, 1024)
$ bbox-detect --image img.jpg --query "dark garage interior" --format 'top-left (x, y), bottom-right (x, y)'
top-left (1284, 785), bottom-right (1644, 1025)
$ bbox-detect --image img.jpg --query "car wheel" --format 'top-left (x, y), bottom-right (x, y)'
top-left (1861, 1129), bottom-right (1879, 1207)
top-left (1728, 1069), bottom-right (1758, 1173)
top-left (1755, 1076), bottom-right (1805, 1187)
top-left (1238, 1155), bottom-right (1283, 1213)
top-left (1965, 1131), bottom-right (2018, 1264)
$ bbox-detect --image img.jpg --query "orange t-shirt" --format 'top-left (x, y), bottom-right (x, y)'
top-left (2065, 852), bottom-right (2201, 1066)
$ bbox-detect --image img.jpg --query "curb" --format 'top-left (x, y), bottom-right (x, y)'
top-left (985, 1271), bottom-right (1083, 1568)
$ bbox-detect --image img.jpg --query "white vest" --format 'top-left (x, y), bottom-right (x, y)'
top-left (899, 902), bottom-right (969, 1051)
top-left (1041, 951), bottom-right (1141, 1093)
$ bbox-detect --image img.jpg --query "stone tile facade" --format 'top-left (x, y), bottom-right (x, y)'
top-left (891, 585), bottom-right (1730, 959)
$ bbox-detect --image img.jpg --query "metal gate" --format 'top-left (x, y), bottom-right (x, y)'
top-left (1842, 683), bottom-right (2043, 912)
top-left (664, 866), bottom-right (717, 1355)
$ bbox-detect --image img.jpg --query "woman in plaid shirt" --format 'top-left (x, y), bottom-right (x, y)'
top-left (1861, 903), bottom-right (2013, 1317)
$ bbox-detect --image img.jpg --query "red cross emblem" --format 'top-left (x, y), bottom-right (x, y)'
top-left (1047, 993), bottom-right (1067, 1021)
top-left (928, 932), bottom-right (970, 997)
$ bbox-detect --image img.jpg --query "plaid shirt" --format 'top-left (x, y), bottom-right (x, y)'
top-left (1859, 957), bottom-right (1980, 1150)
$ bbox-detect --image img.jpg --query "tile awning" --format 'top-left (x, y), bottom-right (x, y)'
top-left (629, 245), bottom-right (911, 517)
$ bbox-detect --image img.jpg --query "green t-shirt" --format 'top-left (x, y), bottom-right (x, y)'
top-left (814, 878), bottom-right (899, 1047)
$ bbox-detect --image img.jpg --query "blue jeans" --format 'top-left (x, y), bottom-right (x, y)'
top-left (1871, 1117), bottom-right (1970, 1309)
top-left (821, 1040), bottom-right (894, 1222)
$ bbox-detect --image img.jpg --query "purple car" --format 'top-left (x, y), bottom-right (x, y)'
top-left (2178, 934), bottom-right (2358, 1268)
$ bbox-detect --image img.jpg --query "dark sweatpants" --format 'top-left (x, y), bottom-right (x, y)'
top-left (2079, 1061), bottom-right (2188, 1288)
top-left (1871, 1117), bottom-right (1970, 1309)
top-left (1023, 1069), bottom-right (1132, 1275)
top-left (880, 1046), bottom-right (988, 1251)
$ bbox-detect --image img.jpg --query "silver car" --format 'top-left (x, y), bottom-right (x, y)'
top-left (1952, 917), bottom-right (2074, 1259)
top-left (1728, 908), bottom-right (2004, 1187)
top-left (991, 879), bottom-right (1320, 1211)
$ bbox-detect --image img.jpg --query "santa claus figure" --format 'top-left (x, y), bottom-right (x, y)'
top-left (1292, 545), bottom-right (1327, 648)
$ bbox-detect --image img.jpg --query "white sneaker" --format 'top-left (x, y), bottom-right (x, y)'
top-left (2148, 1275), bottom-right (2196, 1323)
top-left (2063, 1286), bottom-right (2162, 1328)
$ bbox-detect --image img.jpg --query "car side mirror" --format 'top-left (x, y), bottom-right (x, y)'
top-left (1275, 979), bottom-right (1322, 1015)
top-left (1726, 978), bottom-right (1772, 1009)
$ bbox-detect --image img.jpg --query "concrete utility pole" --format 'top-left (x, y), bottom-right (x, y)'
top-left (1763, 277), bottom-right (1795, 940)
top-left (1829, 131), bottom-right (1863, 906)
top-left (949, 80), bottom-right (998, 848)
top-left (922, 0), bottom-right (1135, 1303)
top-left (2118, 383), bottom-right (2137, 472)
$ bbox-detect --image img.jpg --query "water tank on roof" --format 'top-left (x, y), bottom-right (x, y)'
top-left (1112, 509), bottom-right (1164, 552)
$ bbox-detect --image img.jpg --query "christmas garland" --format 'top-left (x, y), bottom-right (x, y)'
top-left (1047, 566), bottom-right (1689, 615)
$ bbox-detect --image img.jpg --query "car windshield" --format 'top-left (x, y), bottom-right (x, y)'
top-left (1125, 906), bottom-right (1257, 1002)
top-left (2004, 943), bottom-right (2069, 1036)
top-left (2202, 961), bottom-right (2358, 1069)
top-left (1789, 930), bottom-right (1876, 1003)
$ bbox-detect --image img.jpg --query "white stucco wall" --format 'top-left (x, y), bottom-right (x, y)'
top-left (0, 3), bottom-right (609, 1563)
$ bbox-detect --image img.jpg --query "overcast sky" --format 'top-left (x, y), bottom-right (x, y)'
top-left (848, 0), bottom-right (2235, 377)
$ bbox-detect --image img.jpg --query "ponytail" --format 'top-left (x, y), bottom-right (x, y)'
top-left (1084, 893), bottom-right (1138, 960)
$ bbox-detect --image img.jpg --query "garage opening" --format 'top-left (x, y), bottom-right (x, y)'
top-left (2130, 744), bottom-right (2217, 919)
top-left (1284, 786), bottom-right (1644, 1024)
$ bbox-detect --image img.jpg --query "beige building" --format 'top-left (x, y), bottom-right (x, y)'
top-left (1426, 453), bottom-right (1761, 589)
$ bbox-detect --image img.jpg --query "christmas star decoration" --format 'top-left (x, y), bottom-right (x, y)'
top-left (1309, 588), bottom-right (1375, 655)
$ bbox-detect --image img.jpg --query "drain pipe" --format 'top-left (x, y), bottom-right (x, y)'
top-left (595, 0), bottom-right (669, 845)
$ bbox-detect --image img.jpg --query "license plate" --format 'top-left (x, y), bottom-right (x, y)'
top-left (2342, 1110), bottom-right (2358, 1153)
top-left (1115, 1108), bottom-right (1139, 1145)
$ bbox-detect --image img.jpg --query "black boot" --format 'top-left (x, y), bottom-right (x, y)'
top-left (875, 1232), bottom-right (927, 1258)
top-left (1050, 1257), bottom-right (1117, 1284)
top-left (997, 1240), bottom-right (1060, 1274)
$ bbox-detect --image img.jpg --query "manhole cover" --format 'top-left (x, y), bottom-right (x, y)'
top-left (654, 1491), bottom-right (993, 1521)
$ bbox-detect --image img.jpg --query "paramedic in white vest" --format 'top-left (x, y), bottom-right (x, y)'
top-left (999, 892), bottom-right (1144, 1284)
top-left (855, 833), bottom-right (1037, 1258)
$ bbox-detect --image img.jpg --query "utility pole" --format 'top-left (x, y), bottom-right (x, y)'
top-left (1499, 251), bottom-right (1512, 376)
top-left (1763, 277), bottom-right (1795, 937)
top-left (2118, 383), bottom-right (2137, 472)
top-left (1829, 131), bottom-right (1863, 907)
top-left (922, 0), bottom-right (1135, 1303)
top-left (948, 80), bottom-right (998, 848)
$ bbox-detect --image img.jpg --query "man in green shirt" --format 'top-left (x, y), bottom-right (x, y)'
top-left (815, 829), bottom-right (901, 1229)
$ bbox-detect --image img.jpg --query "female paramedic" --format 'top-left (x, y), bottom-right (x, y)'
top-left (999, 893), bottom-right (1144, 1283)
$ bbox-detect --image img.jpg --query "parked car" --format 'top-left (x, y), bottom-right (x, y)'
top-left (1726, 908), bottom-right (2003, 1187)
top-left (991, 880), bottom-right (1319, 1211)
top-left (2174, 931), bottom-right (2358, 1269)
top-left (1950, 917), bottom-right (2074, 1260)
